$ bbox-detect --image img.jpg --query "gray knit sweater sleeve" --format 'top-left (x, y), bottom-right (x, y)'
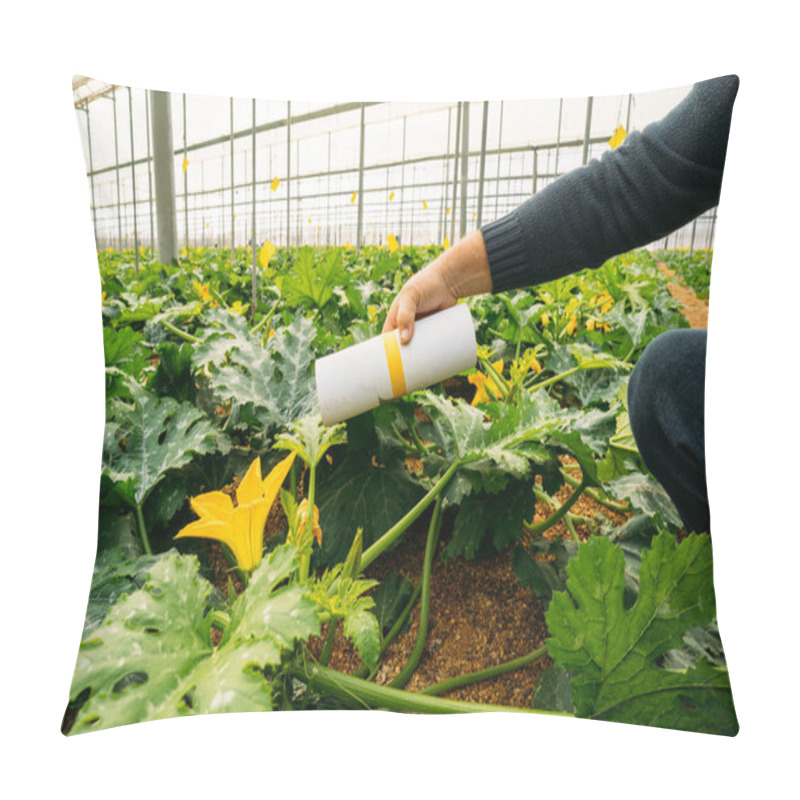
top-left (481, 75), bottom-right (739, 293)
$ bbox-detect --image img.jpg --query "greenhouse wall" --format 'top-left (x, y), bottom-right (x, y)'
top-left (73, 80), bottom-right (717, 256)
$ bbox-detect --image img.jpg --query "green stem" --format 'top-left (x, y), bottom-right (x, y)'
top-left (294, 663), bottom-right (565, 715)
top-left (355, 580), bottom-right (422, 681)
top-left (320, 619), bottom-right (338, 667)
top-left (134, 502), bottom-right (153, 556)
top-left (393, 422), bottom-right (430, 457)
top-left (161, 319), bottom-right (199, 344)
top-left (564, 514), bottom-right (580, 544)
top-left (419, 645), bottom-right (548, 696)
top-left (527, 366), bottom-right (580, 393)
top-left (361, 461), bottom-right (459, 571)
top-left (481, 358), bottom-right (510, 398)
top-left (560, 470), bottom-right (630, 513)
top-left (389, 496), bottom-right (443, 689)
top-left (300, 463), bottom-right (317, 582)
top-left (525, 479), bottom-right (588, 536)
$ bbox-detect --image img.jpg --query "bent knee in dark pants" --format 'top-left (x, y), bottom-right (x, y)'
top-left (627, 329), bottom-right (709, 534)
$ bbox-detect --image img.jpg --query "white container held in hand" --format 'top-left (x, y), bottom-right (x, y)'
top-left (315, 304), bottom-right (478, 426)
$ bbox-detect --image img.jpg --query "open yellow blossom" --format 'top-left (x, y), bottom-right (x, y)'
top-left (541, 312), bottom-right (550, 327)
top-left (175, 453), bottom-right (296, 573)
top-left (193, 281), bottom-right (217, 307)
top-left (469, 360), bottom-right (504, 406)
top-left (526, 351), bottom-right (542, 374)
top-left (565, 316), bottom-right (578, 336)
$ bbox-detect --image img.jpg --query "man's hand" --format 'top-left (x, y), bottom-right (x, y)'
top-left (382, 230), bottom-right (493, 343)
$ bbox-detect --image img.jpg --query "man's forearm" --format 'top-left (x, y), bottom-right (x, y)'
top-left (481, 75), bottom-right (739, 293)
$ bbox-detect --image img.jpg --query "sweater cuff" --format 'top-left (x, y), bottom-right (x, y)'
top-left (481, 212), bottom-right (532, 294)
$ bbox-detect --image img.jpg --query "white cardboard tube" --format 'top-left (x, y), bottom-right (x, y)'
top-left (315, 304), bottom-right (477, 425)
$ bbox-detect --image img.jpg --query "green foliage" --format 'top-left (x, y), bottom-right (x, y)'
top-left (196, 313), bottom-right (317, 432)
top-left (151, 342), bottom-right (196, 403)
top-left (68, 546), bottom-right (319, 734)
top-left (102, 380), bottom-right (218, 507)
top-left (444, 479), bottom-right (536, 560)
top-left (316, 454), bottom-right (424, 564)
top-left (275, 413), bottom-right (346, 469)
top-left (545, 533), bottom-right (737, 735)
top-left (281, 247), bottom-right (348, 310)
top-left (371, 571), bottom-right (415, 636)
top-left (310, 564), bottom-right (380, 669)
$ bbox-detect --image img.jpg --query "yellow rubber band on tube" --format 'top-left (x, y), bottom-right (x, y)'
top-left (382, 331), bottom-right (407, 398)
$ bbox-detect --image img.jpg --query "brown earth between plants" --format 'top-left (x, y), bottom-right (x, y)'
top-left (657, 261), bottom-right (709, 329)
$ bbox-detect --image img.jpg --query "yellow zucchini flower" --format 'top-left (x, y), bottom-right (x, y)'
top-left (565, 316), bottom-right (578, 336)
top-left (175, 453), bottom-right (296, 573)
top-left (468, 360), bottom-right (504, 406)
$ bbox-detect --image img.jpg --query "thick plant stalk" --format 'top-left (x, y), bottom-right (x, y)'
top-left (389, 496), bottom-right (443, 689)
top-left (560, 470), bottom-right (630, 513)
top-left (299, 463), bottom-right (317, 582)
top-left (525, 478), bottom-right (589, 536)
top-left (355, 580), bottom-right (422, 680)
top-left (320, 619), bottom-right (338, 667)
top-left (294, 663), bottom-right (569, 715)
top-left (418, 645), bottom-right (548, 696)
top-left (160, 319), bottom-right (199, 344)
top-left (360, 461), bottom-right (459, 571)
top-left (134, 503), bottom-right (153, 556)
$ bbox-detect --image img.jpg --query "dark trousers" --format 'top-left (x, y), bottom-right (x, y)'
top-left (627, 329), bottom-right (710, 534)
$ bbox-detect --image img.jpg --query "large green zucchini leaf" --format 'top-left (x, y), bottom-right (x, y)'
top-left (68, 546), bottom-right (318, 734)
top-left (545, 533), bottom-right (737, 735)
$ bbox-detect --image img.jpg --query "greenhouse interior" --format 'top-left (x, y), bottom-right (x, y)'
top-left (64, 74), bottom-right (736, 736)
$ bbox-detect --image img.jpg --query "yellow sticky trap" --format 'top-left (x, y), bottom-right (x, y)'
top-left (387, 233), bottom-right (399, 252)
top-left (389, 191), bottom-right (395, 201)
top-left (422, 200), bottom-right (428, 210)
top-left (609, 125), bottom-right (627, 149)
top-left (446, 207), bottom-right (451, 215)
top-left (443, 236), bottom-right (450, 250)
top-left (308, 218), bottom-right (312, 224)
top-left (271, 177), bottom-right (280, 191)
top-left (351, 191), bottom-right (357, 203)
top-left (382, 332), bottom-right (407, 398)
top-left (183, 155), bottom-right (189, 174)
top-left (259, 240), bottom-right (276, 268)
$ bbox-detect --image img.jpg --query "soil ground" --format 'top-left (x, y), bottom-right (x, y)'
top-left (207, 270), bottom-right (707, 709)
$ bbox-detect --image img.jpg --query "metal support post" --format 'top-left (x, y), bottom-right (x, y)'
top-left (438, 108), bottom-right (451, 244)
top-left (459, 101), bottom-right (470, 240)
top-left (356, 103), bottom-right (366, 250)
top-left (127, 87), bottom-right (140, 274)
top-left (554, 98), bottom-right (563, 179)
top-left (286, 101), bottom-right (292, 247)
top-left (476, 101), bottom-right (489, 229)
top-left (183, 94), bottom-right (188, 248)
top-left (251, 99), bottom-right (257, 316)
top-left (145, 90), bottom-right (155, 251)
top-left (84, 104), bottom-right (99, 248)
top-left (581, 96), bottom-right (594, 166)
top-left (399, 116), bottom-right (407, 243)
top-left (494, 101), bottom-right (504, 218)
top-left (230, 98), bottom-right (235, 253)
top-left (112, 88), bottom-right (122, 250)
top-left (450, 102), bottom-right (461, 244)
top-left (149, 90), bottom-right (179, 264)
